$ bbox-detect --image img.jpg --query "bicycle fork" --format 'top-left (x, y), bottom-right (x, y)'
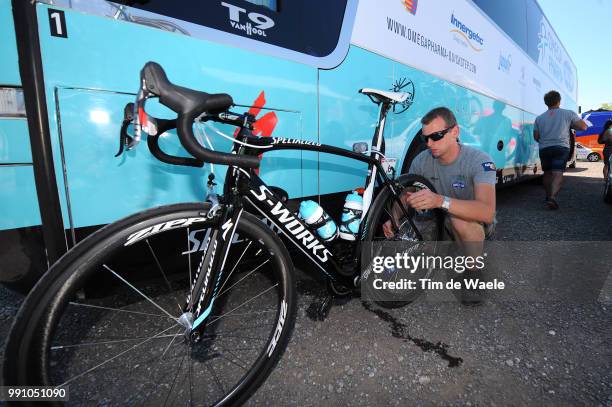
top-left (181, 201), bottom-right (242, 342)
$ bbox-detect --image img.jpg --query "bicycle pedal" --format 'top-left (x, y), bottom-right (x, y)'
top-left (317, 296), bottom-right (332, 319)
top-left (327, 279), bottom-right (352, 297)
top-left (306, 295), bottom-right (333, 321)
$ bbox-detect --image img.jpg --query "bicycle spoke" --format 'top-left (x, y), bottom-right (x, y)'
top-left (216, 259), bottom-right (270, 299)
top-left (214, 345), bottom-right (249, 369)
top-left (146, 239), bottom-right (183, 313)
top-left (163, 347), bottom-right (187, 407)
top-left (104, 264), bottom-right (178, 321)
top-left (205, 359), bottom-right (226, 397)
top-left (51, 333), bottom-right (184, 350)
top-left (218, 346), bottom-right (262, 352)
top-left (211, 324), bottom-right (271, 335)
top-left (214, 349), bottom-right (248, 371)
top-left (129, 327), bottom-right (185, 407)
top-left (160, 328), bottom-right (184, 360)
top-left (209, 334), bottom-right (268, 342)
top-left (209, 309), bottom-right (276, 319)
top-left (58, 323), bottom-right (177, 387)
top-left (216, 241), bottom-right (253, 295)
top-left (188, 346), bottom-right (194, 407)
top-left (207, 283), bottom-right (278, 326)
top-left (67, 302), bottom-right (174, 320)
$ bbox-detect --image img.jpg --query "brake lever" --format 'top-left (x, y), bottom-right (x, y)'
top-left (115, 103), bottom-right (135, 157)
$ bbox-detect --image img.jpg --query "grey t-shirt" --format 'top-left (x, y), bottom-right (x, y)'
top-left (409, 144), bottom-right (496, 200)
top-left (534, 108), bottom-right (581, 149)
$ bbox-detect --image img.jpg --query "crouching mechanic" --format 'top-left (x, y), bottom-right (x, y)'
top-left (383, 107), bottom-right (496, 304)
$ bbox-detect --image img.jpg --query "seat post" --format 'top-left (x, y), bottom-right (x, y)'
top-left (371, 101), bottom-right (392, 154)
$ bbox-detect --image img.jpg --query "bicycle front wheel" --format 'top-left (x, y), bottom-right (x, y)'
top-left (4, 203), bottom-right (296, 406)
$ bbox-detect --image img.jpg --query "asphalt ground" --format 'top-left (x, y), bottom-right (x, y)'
top-left (1, 161), bottom-right (611, 406)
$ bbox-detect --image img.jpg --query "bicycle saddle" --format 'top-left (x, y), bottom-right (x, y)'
top-left (141, 61), bottom-right (233, 116)
top-left (359, 88), bottom-right (409, 105)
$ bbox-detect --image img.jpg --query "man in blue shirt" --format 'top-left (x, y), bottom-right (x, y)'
top-left (534, 91), bottom-right (587, 209)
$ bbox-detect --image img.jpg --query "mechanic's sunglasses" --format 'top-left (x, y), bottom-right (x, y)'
top-left (420, 125), bottom-right (454, 142)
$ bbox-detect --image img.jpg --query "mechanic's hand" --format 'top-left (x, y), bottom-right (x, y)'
top-left (404, 189), bottom-right (442, 210)
top-left (382, 191), bottom-right (414, 238)
top-left (382, 220), bottom-right (394, 238)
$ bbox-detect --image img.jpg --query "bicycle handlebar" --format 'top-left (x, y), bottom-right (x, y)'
top-left (119, 102), bottom-right (204, 167)
top-left (139, 62), bottom-right (260, 169)
top-left (146, 117), bottom-right (204, 168)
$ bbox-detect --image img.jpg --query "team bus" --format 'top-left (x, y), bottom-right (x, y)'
top-left (0, 0), bottom-right (578, 289)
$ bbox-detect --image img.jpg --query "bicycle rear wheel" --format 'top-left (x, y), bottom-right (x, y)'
top-left (363, 174), bottom-right (444, 308)
top-left (4, 203), bottom-right (296, 406)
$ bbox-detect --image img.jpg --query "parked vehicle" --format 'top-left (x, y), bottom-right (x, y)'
top-left (576, 109), bottom-right (612, 161)
top-left (575, 142), bottom-right (601, 162)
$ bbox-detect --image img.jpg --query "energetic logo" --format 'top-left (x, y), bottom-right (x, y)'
top-left (450, 13), bottom-right (484, 52)
top-left (221, 2), bottom-right (275, 38)
top-left (402, 0), bottom-right (418, 15)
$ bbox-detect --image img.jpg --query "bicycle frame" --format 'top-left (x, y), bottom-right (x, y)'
top-left (187, 101), bottom-right (413, 334)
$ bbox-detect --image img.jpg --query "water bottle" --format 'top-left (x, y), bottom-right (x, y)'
top-left (298, 200), bottom-right (338, 241)
top-left (339, 191), bottom-right (363, 241)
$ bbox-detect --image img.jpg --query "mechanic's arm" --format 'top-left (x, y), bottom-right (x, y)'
top-left (405, 183), bottom-right (496, 224)
top-left (533, 129), bottom-right (540, 142)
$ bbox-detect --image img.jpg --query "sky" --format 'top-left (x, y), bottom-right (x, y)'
top-left (537, 0), bottom-right (612, 111)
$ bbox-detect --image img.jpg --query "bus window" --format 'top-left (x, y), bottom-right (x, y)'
top-left (245, 0), bottom-right (278, 12)
top-left (110, 0), bottom-right (348, 60)
top-left (472, 0), bottom-right (527, 52)
top-left (526, 0), bottom-right (544, 64)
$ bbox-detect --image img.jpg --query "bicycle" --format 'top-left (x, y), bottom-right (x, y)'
top-left (3, 62), bottom-right (443, 406)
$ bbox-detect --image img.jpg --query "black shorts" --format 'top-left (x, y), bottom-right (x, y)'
top-left (443, 215), bottom-right (496, 241)
top-left (539, 146), bottom-right (570, 172)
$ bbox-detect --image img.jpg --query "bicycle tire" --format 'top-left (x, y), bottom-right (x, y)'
top-left (363, 174), bottom-right (445, 308)
top-left (3, 203), bottom-right (296, 406)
